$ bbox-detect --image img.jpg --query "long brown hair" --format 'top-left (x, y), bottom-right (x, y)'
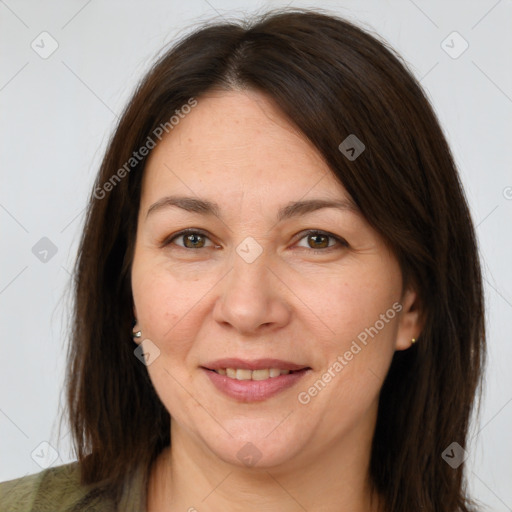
top-left (64, 8), bottom-right (486, 510)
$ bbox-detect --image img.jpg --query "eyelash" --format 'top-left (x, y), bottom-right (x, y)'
top-left (161, 228), bottom-right (349, 252)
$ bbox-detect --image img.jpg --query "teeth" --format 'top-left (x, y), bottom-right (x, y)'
top-left (214, 368), bottom-right (292, 380)
top-left (252, 369), bottom-right (270, 381)
top-left (236, 369), bottom-right (252, 380)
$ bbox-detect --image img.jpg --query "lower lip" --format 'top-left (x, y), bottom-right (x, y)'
top-left (202, 368), bottom-right (310, 402)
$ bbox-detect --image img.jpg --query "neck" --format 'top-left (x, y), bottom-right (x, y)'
top-left (147, 417), bottom-right (381, 512)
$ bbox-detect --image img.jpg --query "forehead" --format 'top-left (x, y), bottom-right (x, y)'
top-left (141, 89), bottom-right (350, 206)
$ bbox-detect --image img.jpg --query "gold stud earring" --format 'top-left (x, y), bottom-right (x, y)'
top-left (411, 338), bottom-right (416, 344)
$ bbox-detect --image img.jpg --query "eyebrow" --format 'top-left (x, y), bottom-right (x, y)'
top-left (145, 195), bottom-right (360, 222)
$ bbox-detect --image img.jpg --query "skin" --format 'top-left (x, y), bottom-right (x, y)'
top-left (131, 89), bottom-right (422, 512)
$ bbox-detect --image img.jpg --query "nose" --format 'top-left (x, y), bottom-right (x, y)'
top-left (212, 251), bottom-right (292, 335)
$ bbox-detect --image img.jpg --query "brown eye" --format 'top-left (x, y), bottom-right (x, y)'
top-left (307, 233), bottom-right (330, 249)
top-left (165, 229), bottom-right (215, 249)
top-left (182, 232), bottom-right (206, 248)
top-left (296, 230), bottom-right (348, 251)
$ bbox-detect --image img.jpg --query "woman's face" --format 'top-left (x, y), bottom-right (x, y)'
top-left (131, 89), bottom-right (420, 471)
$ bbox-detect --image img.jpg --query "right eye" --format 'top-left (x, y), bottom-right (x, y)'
top-left (162, 229), bottom-right (217, 250)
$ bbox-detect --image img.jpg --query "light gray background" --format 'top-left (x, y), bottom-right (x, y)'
top-left (1, 0), bottom-right (511, 510)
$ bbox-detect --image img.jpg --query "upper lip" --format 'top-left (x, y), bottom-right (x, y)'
top-left (202, 358), bottom-right (309, 371)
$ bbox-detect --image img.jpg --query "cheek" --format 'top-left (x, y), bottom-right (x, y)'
top-left (131, 257), bottom-right (208, 420)
top-left (297, 300), bottom-right (399, 442)
top-left (298, 261), bottom-right (401, 352)
top-left (294, 260), bottom-right (400, 408)
top-left (132, 254), bottom-right (208, 341)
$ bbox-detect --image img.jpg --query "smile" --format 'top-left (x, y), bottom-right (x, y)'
top-left (201, 358), bottom-right (311, 401)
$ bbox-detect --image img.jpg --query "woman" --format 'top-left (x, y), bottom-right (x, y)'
top-left (0, 8), bottom-right (485, 512)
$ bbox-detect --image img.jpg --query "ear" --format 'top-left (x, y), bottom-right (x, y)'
top-left (395, 287), bottom-right (423, 351)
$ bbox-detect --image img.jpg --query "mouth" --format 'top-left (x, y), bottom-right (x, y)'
top-left (201, 358), bottom-right (311, 402)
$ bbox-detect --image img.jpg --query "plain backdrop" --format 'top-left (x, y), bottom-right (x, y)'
top-left (1, 0), bottom-right (511, 510)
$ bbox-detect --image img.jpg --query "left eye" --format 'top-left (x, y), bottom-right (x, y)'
top-left (295, 230), bottom-right (348, 251)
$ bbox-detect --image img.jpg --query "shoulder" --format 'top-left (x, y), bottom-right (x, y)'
top-left (0, 461), bottom-right (116, 512)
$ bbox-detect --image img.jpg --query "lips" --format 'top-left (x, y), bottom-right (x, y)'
top-left (201, 358), bottom-right (311, 402)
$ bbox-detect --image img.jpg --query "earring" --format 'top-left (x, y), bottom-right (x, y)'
top-left (411, 338), bottom-right (416, 344)
top-left (132, 316), bottom-right (142, 339)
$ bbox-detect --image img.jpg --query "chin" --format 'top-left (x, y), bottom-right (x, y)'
top-left (197, 419), bottom-right (309, 470)
top-left (212, 441), bottom-right (301, 470)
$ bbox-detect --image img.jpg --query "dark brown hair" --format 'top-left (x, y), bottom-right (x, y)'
top-left (64, 8), bottom-right (486, 511)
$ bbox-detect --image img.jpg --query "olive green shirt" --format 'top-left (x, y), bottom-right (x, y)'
top-left (0, 461), bottom-right (147, 511)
